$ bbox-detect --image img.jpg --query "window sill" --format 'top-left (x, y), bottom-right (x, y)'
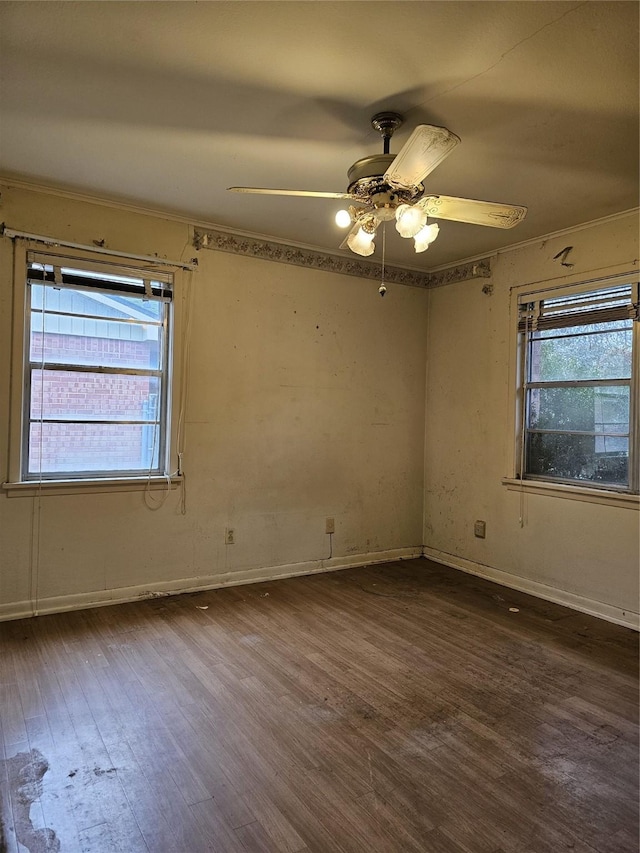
top-left (2, 475), bottom-right (182, 498)
top-left (501, 478), bottom-right (639, 509)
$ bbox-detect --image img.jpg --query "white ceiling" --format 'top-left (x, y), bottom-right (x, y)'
top-left (0, 1), bottom-right (638, 270)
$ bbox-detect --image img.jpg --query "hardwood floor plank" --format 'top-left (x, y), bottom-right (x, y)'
top-left (239, 788), bottom-right (308, 853)
top-left (419, 827), bottom-right (475, 853)
top-left (78, 821), bottom-right (119, 853)
top-left (0, 730), bottom-right (20, 853)
top-left (234, 819), bottom-right (278, 853)
top-left (189, 797), bottom-right (248, 853)
top-left (0, 683), bottom-right (27, 750)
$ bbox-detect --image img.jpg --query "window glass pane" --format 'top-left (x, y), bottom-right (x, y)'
top-left (528, 386), bottom-right (630, 433)
top-left (28, 423), bottom-right (161, 475)
top-left (526, 432), bottom-right (628, 486)
top-left (529, 326), bottom-right (632, 381)
top-left (30, 285), bottom-right (163, 369)
top-left (31, 370), bottom-right (160, 422)
top-left (31, 284), bottom-right (163, 320)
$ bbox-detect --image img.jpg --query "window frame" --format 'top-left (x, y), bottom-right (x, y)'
top-left (5, 242), bottom-right (183, 492)
top-left (505, 268), bottom-right (640, 505)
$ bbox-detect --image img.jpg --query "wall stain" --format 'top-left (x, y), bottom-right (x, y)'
top-left (2, 749), bottom-right (60, 852)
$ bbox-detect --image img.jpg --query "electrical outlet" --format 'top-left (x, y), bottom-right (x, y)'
top-left (474, 520), bottom-right (486, 539)
top-left (325, 517), bottom-right (335, 535)
top-left (225, 527), bottom-right (235, 545)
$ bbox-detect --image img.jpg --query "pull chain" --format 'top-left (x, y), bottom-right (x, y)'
top-left (379, 222), bottom-right (387, 297)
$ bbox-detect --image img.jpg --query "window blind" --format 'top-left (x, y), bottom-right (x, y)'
top-left (518, 280), bottom-right (638, 332)
top-left (27, 251), bottom-right (173, 300)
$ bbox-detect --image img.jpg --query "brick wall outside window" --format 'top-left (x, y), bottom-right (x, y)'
top-left (29, 331), bottom-right (160, 473)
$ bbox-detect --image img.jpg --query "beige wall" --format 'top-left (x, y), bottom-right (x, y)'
top-left (0, 184), bottom-right (428, 618)
top-left (423, 212), bottom-right (639, 626)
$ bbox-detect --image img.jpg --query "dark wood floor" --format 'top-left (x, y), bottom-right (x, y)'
top-left (0, 559), bottom-right (638, 853)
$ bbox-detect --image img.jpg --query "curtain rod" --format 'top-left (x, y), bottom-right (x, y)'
top-left (1, 224), bottom-right (198, 271)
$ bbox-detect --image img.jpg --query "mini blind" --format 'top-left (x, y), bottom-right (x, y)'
top-left (518, 280), bottom-right (639, 332)
top-left (27, 251), bottom-right (173, 300)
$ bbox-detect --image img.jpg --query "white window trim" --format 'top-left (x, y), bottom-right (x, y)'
top-left (501, 477), bottom-right (639, 509)
top-left (504, 263), bottom-right (639, 507)
top-left (4, 241), bottom-right (188, 493)
top-left (2, 475), bottom-right (183, 498)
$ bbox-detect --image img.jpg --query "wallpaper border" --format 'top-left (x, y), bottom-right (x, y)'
top-left (193, 227), bottom-right (491, 288)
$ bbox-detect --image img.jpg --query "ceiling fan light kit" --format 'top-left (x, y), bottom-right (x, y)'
top-left (229, 111), bottom-right (527, 258)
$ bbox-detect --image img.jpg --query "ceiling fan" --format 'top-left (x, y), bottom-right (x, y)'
top-left (229, 112), bottom-right (527, 257)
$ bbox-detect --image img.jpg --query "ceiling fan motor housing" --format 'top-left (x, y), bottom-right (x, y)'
top-left (347, 154), bottom-right (424, 218)
top-left (347, 154), bottom-right (396, 187)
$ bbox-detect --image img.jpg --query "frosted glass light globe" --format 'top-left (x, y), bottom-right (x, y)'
top-left (395, 204), bottom-right (427, 238)
top-left (347, 227), bottom-right (375, 256)
top-left (335, 209), bottom-right (352, 228)
top-left (414, 222), bottom-right (440, 253)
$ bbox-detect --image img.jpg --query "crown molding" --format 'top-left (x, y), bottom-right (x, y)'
top-left (193, 228), bottom-right (491, 289)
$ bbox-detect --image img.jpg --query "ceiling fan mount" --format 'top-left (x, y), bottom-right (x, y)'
top-left (228, 111), bottom-right (527, 257)
top-left (370, 111), bottom-right (404, 152)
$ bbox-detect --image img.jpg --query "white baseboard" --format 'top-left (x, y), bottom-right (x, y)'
top-left (0, 547), bottom-right (423, 623)
top-left (5, 545), bottom-right (635, 632)
top-left (422, 546), bottom-right (639, 631)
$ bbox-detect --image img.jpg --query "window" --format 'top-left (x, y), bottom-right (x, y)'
top-left (517, 277), bottom-right (639, 493)
top-left (23, 251), bottom-right (173, 480)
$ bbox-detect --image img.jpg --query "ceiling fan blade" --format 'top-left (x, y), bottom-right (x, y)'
top-left (384, 125), bottom-right (460, 189)
top-left (418, 195), bottom-right (527, 228)
top-left (228, 186), bottom-right (354, 199)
